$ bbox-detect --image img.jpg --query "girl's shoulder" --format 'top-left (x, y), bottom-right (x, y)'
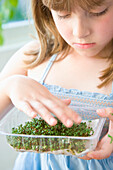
top-left (0, 40), bottom-right (41, 80)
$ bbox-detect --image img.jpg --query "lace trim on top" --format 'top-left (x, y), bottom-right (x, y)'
top-left (43, 82), bottom-right (113, 99)
top-left (42, 82), bottom-right (113, 108)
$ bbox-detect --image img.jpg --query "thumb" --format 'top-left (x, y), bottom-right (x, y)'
top-left (62, 99), bottom-right (71, 105)
top-left (87, 150), bottom-right (103, 159)
top-left (87, 149), bottom-right (110, 160)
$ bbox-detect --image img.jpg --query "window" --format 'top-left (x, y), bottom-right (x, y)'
top-left (0, 0), bottom-right (35, 71)
top-left (8, 0), bottom-right (32, 22)
top-left (0, 0), bottom-right (31, 23)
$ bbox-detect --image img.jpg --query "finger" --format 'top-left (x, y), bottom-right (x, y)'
top-left (62, 99), bottom-right (71, 105)
top-left (87, 137), bottom-right (112, 160)
top-left (42, 97), bottom-right (82, 127)
top-left (30, 101), bottom-right (57, 126)
top-left (108, 121), bottom-right (113, 134)
top-left (97, 107), bottom-right (113, 121)
top-left (79, 155), bottom-right (92, 160)
top-left (87, 149), bottom-right (111, 160)
top-left (17, 101), bottom-right (37, 118)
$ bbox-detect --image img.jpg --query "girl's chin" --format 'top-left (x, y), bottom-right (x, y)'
top-left (75, 50), bottom-right (100, 58)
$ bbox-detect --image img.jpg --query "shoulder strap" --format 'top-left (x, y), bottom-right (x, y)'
top-left (39, 54), bottom-right (57, 84)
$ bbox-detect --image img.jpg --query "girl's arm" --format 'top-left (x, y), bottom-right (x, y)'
top-left (0, 78), bottom-right (13, 119)
top-left (0, 43), bottom-right (28, 118)
top-left (0, 41), bottom-right (81, 127)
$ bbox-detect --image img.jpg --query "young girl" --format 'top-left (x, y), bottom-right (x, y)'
top-left (0, 0), bottom-right (113, 169)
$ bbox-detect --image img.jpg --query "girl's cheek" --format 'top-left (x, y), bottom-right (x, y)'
top-left (56, 24), bottom-right (71, 38)
top-left (97, 15), bottom-right (113, 34)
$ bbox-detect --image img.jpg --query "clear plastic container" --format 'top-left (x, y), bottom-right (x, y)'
top-left (0, 107), bottom-right (106, 157)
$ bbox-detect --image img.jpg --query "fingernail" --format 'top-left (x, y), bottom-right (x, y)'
top-left (87, 154), bottom-right (93, 158)
top-left (66, 119), bottom-right (73, 127)
top-left (96, 109), bottom-right (105, 114)
top-left (77, 116), bottom-right (82, 123)
top-left (87, 152), bottom-right (93, 158)
top-left (50, 118), bottom-right (57, 125)
top-left (31, 112), bottom-right (37, 118)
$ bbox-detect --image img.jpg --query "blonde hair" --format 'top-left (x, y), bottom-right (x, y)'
top-left (24, 0), bottom-right (113, 88)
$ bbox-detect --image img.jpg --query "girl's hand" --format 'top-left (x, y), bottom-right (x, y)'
top-left (79, 107), bottom-right (113, 160)
top-left (86, 119), bottom-right (113, 160)
top-left (80, 133), bottom-right (113, 160)
top-left (79, 127), bottom-right (113, 160)
top-left (96, 107), bottom-right (113, 122)
top-left (5, 75), bottom-right (81, 127)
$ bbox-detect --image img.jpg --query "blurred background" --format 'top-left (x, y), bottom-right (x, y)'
top-left (0, 0), bottom-right (36, 169)
top-left (0, 0), bottom-right (36, 70)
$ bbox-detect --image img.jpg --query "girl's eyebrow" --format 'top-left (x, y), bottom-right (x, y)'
top-left (92, 0), bottom-right (111, 8)
top-left (103, 0), bottom-right (112, 6)
top-left (92, 0), bottom-right (112, 10)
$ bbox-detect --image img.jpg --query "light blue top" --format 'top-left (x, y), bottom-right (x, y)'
top-left (13, 54), bottom-right (113, 170)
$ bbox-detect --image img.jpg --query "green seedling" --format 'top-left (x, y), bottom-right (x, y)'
top-left (7, 118), bottom-right (94, 154)
top-left (108, 134), bottom-right (113, 144)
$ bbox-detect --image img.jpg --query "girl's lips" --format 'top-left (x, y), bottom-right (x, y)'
top-left (73, 43), bottom-right (96, 49)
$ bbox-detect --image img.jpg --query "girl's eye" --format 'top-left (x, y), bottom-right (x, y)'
top-left (57, 14), bottom-right (71, 19)
top-left (90, 8), bottom-right (108, 17)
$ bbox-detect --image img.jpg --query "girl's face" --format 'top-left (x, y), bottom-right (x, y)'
top-left (51, 0), bottom-right (113, 57)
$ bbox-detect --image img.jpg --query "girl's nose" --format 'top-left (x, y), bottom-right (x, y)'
top-left (73, 17), bottom-right (91, 39)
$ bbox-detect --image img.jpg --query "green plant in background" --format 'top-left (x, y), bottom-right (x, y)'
top-left (0, 0), bottom-right (18, 45)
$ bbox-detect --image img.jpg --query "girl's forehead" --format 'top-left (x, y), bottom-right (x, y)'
top-left (42, 0), bottom-right (110, 11)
